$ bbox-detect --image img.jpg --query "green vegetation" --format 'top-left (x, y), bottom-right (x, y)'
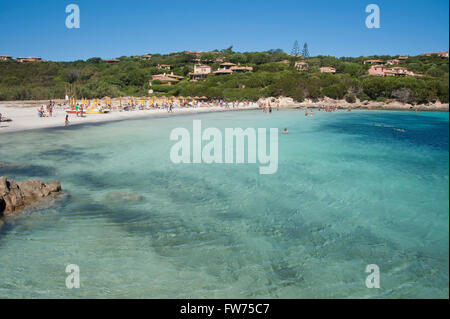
top-left (0, 49), bottom-right (448, 104)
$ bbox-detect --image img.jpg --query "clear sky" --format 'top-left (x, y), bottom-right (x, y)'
top-left (0, 0), bottom-right (448, 61)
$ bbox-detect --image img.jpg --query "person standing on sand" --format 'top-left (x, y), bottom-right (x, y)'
top-left (65, 115), bottom-right (69, 128)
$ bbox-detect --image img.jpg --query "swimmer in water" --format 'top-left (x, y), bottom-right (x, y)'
top-left (310, 111), bottom-right (314, 116)
top-left (283, 128), bottom-right (288, 134)
top-left (305, 109), bottom-right (308, 116)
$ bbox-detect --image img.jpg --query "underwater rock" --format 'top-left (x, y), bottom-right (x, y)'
top-left (0, 176), bottom-right (62, 216)
top-left (104, 191), bottom-right (145, 204)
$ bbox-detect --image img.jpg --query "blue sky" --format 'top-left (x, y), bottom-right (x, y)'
top-left (0, 0), bottom-right (448, 61)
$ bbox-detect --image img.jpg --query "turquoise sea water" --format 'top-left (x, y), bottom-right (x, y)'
top-left (0, 109), bottom-right (448, 298)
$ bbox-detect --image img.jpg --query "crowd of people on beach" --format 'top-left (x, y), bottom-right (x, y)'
top-left (46, 98), bottom-right (262, 115)
top-left (37, 101), bottom-right (55, 118)
top-left (122, 99), bottom-right (260, 111)
top-left (40, 98), bottom-right (264, 128)
top-left (0, 97), bottom-right (418, 133)
top-left (28, 97), bottom-right (354, 129)
top-left (33, 96), bottom-right (355, 119)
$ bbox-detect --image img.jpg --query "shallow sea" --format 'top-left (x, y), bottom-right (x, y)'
top-left (0, 109), bottom-right (448, 298)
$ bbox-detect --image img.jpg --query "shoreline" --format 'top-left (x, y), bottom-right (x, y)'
top-left (1, 98), bottom-right (448, 134)
top-left (257, 97), bottom-right (450, 112)
top-left (0, 104), bottom-right (260, 134)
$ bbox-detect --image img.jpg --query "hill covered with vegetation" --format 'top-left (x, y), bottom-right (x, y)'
top-left (0, 48), bottom-right (448, 104)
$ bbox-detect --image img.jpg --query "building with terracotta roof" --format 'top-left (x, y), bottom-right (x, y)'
top-left (385, 66), bottom-right (413, 76)
top-left (295, 61), bottom-right (309, 71)
top-left (368, 65), bottom-right (419, 77)
top-left (212, 63), bottom-right (253, 75)
top-left (387, 59), bottom-right (401, 65)
top-left (141, 54), bottom-right (152, 61)
top-left (398, 56), bottom-right (409, 60)
top-left (167, 72), bottom-right (184, 80)
top-left (16, 56), bottom-right (42, 63)
top-left (230, 65), bottom-right (253, 73)
top-left (189, 64), bottom-right (212, 81)
top-left (0, 55), bottom-right (13, 61)
top-left (151, 73), bottom-right (180, 85)
top-left (105, 58), bottom-right (120, 63)
top-left (219, 62), bottom-right (236, 69)
top-left (213, 68), bottom-right (234, 75)
top-left (421, 52), bottom-right (449, 58)
top-left (368, 65), bottom-right (386, 76)
top-left (320, 67), bottom-right (336, 73)
top-left (363, 59), bottom-right (384, 65)
top-left (157, 64), bottom-right (172, 70)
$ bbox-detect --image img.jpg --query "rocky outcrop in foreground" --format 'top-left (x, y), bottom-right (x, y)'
top-left (0, 176), bottom-right (62, 217)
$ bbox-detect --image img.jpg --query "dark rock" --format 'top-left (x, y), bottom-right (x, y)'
top-left (0, 176), bottom-right (62, 216)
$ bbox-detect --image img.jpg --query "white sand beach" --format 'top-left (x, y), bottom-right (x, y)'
top-left (0, 103), bottom-right (259, 134)
top-left (1, 97), bottom-right (448, 134)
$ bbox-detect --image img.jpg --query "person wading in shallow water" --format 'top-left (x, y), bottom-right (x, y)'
top-left (65, 115), bottom-right (69, 128)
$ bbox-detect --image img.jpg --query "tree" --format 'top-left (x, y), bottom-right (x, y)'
top-left (64, 69), bottom-right (80, 83)
top-left (302, 43), bottom-right (310, 58)
top-left (86, 57), bottom-right (102, 64)
top-left (291, 41), bottom-right (301, 56)
top-left (221, 46), bottom-right (233, 55)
